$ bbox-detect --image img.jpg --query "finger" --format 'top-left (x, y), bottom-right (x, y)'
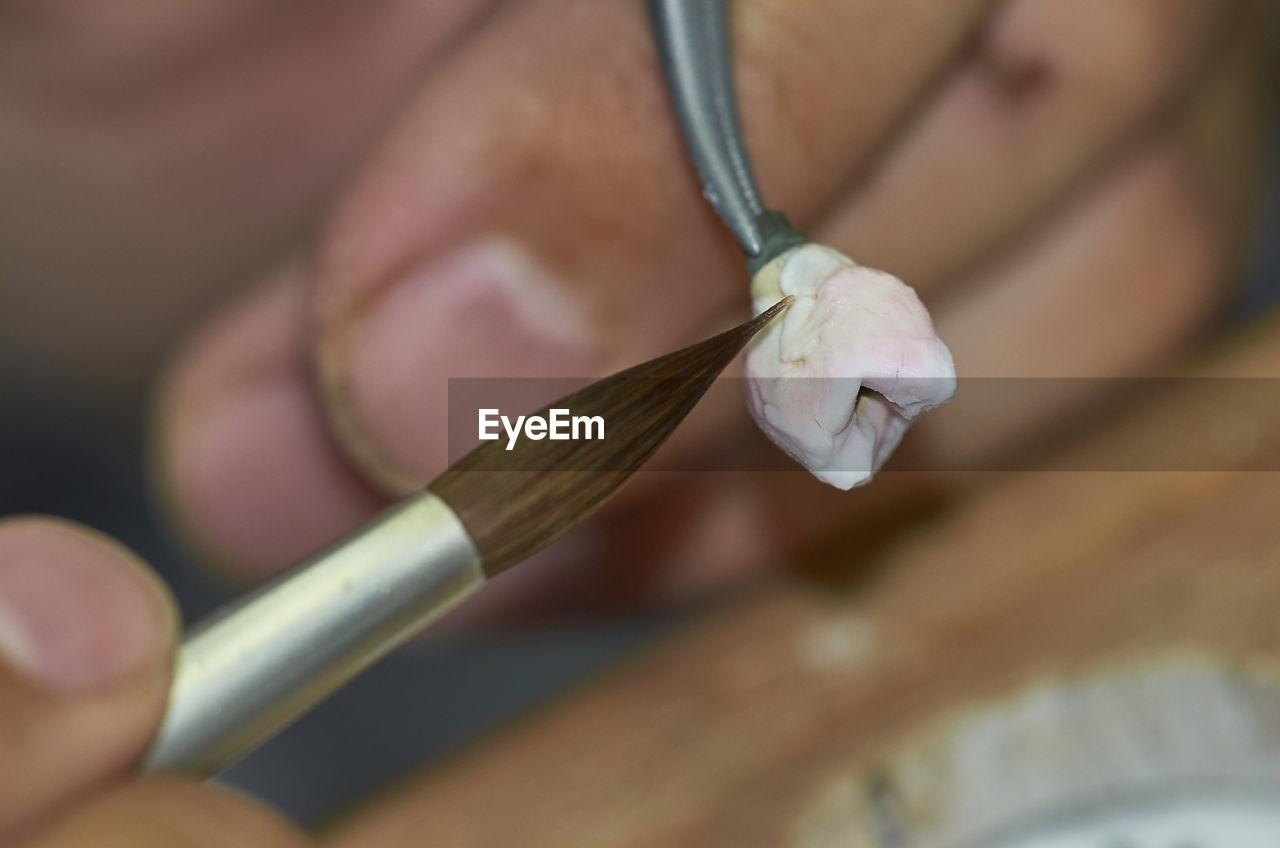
top-left (153, 266), bottom-right (385, 585)
top-left (817, 0), bottom-right (1233, 288)
top-left (0, 518), bottom-right (176, 838)
top-left (917, 144), bottom-right (1226, 469)
top-left (917, 0), bottom-right (1265, 466)
top-left (13, 777), bottom-right (311, 848)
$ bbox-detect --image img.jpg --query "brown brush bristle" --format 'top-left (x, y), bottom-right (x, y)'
top-left (428, 297), bottom-right (792, 576)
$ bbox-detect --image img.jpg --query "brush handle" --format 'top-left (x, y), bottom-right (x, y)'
top-left (142, 491), bottom-right (484, 776)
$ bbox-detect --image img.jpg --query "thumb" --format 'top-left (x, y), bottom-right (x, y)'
top-left (13, 778), bottom-right (312, 848)
top-left (0, 517), bottom-right (177, 839)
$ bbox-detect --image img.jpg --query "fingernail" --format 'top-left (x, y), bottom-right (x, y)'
top-left (341, 239), bottom-right (597, 486)
top-left (0, 519), bottom-right (173, 692)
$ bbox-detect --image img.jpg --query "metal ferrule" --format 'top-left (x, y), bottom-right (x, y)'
top-left (143, 491), bottom-right (484, 777)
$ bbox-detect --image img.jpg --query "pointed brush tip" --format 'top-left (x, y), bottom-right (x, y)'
top-left (756, 295), bottom-right (793, 327)
top-left (732, 295), bottom-right (791, 348)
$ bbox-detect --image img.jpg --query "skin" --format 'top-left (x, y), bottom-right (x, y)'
top-left (0, 518), bottom-right (305, 845)
top-left (0, 0), bottom-right (1267, 840)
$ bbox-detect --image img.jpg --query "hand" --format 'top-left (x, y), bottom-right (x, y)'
top-left (4, 0), bottom-right (1264, 626)
top-left (0, 517), bottom-right (310, 847)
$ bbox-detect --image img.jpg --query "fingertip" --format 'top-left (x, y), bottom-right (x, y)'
top-left (153, 274), bottom-right (384, 585)
top-left (0, 518), bottom-right (180, 836)
top-left (167, 373), bottom-right (385, 581)
top-left (0, 516), bottom-right (176, 694)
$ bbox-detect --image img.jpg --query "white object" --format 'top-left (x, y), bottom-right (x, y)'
top-left (792, 657), bottom-right (1280, 848)
top-left (746, 244), bottom-right (956, 489)
top-left (1006, 798), bottom-right (1280, 848)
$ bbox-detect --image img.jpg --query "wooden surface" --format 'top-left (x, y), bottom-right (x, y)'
top-left (331, 314), bottom-right (1280, 848)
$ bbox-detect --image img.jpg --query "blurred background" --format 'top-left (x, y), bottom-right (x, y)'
top-left (1, 0), bottom-right (1277, 828)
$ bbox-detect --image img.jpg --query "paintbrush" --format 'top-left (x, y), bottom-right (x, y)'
top-left (142, 297), bottom-right (791, 776)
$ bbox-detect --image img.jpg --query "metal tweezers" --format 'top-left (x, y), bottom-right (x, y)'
top-left (647, 0), bottom-right (806, 273)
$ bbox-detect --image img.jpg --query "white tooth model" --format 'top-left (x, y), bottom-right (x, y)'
top-left (746, 244), bottom-right (957, 490)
